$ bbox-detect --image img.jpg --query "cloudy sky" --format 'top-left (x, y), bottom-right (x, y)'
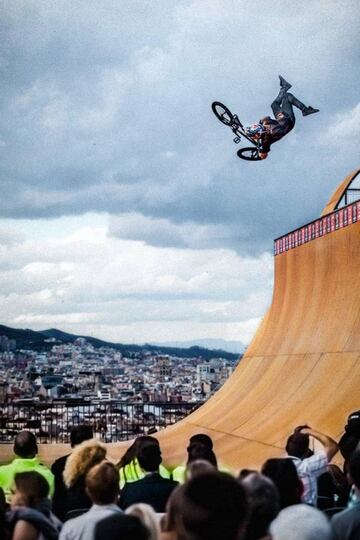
top-left (0, 0), bottom-right (359, 345)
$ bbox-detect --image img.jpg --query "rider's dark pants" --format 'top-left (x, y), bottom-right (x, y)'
top-left (271, 89), bottom-right (307, 123)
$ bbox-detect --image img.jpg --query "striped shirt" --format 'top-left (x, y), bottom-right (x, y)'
top-left (289, 450), bottom-right (328, 506)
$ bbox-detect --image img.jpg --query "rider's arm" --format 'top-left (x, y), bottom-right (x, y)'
top-left (259, 152), bottom-right (268, 160)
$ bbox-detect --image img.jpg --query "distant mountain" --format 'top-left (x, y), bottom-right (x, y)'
top-left (0, 324), bottom-right (48, 348)
top-left (0, 324), bottom-right (239, 361)
top-left (152, 339), bottom-right (246, 354)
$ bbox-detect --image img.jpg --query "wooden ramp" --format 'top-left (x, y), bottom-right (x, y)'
top-left (1, 169), bottom-right (359, 469)
top-left (142, 168), bottom-right (360, 470)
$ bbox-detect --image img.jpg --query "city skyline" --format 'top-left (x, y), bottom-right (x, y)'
top-left (0, 331), bottom-right (237, 442)
top-left (1, 1), bottom-right (359, 344)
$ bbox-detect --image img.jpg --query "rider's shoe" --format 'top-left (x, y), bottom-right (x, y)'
top-left (302, 106), bottom-right (320, 116)
top-left (279, 75), bottom-right (292, 91)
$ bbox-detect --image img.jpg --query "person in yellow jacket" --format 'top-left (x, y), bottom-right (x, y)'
top-left (0, 431), bottom-right (54, 501)
top-left (117, 435), bottom-right (170, 489)
top-left (172, 433), bottom-right (230, 483)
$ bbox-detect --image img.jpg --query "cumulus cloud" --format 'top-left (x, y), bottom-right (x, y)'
top-left (324, 102), bottom-right (360, 143)
top-left (0, 227), bottom-right (25, 246)
top-left (0, 217), bottom-right (272, 343)
top-left (108, 212), bottom-right (252, 251)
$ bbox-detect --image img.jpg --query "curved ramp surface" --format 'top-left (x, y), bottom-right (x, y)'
top-left (149, 168), bottom-right (360, 470)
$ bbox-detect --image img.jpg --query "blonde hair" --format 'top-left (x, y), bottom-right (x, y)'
top-left (63, 438), bottom-right (106, 487)
top-left (126, 503), bottom-right (160, 540)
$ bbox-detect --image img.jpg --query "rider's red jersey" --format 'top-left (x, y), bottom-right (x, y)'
top-left (260, 113), bottom-right (295, 153)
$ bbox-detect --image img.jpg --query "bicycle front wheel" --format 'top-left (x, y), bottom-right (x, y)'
top-left (211, 102), bottom-right (233, 125)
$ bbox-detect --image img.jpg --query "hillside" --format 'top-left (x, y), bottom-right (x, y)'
top-left (0, 324), bottom-right (240, 361)
top-left (0, 324), bottom-right (50, 349)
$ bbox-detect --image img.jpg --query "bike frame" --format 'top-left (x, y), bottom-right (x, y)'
top-left (230, 115), bottom-right (262, 151)
top-left (211, 101), bottom-right (263, 161)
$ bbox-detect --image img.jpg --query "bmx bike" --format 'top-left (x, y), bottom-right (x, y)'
top-left (211, 101), bottom-right (262, 161)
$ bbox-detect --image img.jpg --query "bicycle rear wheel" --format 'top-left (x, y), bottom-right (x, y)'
top-left (237, 147), bottom-right (261, 161)
top-left (211, 102), bottom-right (233, 125)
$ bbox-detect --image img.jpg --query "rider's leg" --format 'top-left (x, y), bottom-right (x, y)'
top-left (271, 90), bottom-right (319, 121)
top-left (274, 91), bottom-right (308, 123)
top-left (277, 92), bottom-right (298, 123)
top-left (271, 87), bottom-right (287, 117)
top-left (286, 93), bottom-right (307, 114)
top-left (282, 92), bottom-right (319, 118)
top-left (279, 75), bottom-right (292, 91)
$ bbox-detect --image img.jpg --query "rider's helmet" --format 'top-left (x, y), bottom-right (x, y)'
top-left (245, 123), bottom-right (265, 139)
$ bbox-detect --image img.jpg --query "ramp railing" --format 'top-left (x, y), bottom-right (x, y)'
top-left (274, 200), bottom-right (360, 256)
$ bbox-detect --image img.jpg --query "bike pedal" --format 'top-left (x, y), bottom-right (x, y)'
top-left (233, 136), bottom-right (241, 144)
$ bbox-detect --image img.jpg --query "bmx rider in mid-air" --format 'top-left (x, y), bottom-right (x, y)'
top-left (246, 75), bottom-right (319, 159)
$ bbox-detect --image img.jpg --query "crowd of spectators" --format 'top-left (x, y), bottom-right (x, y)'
top-left (0, 410), bottom-right (359, 540)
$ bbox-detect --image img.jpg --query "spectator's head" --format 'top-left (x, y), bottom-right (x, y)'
top-left (262, 458), bottom-right (302, 508)
top-left (63, 438), bottom-right (106, 487)
top-left (70, 425), bottom-right (93, 447)
top-left (348, 449), bottom-right (360, 493)
top-left (339, 411), bottom-right (360, 467)
top-left (13, 431), bottom-right (37, 459)
top-left (177, 472), bottom-right (248, 540)
top-left (185, 459), bottom-right (216, 482)
top-left (238, 469), bottom-right (257, 480)
top-left (137, 442), bottom-right (162, 473)
top-left (95, 513), bottom-right (150, 540)
top-left (241, 472), bottom-right (280, 540)
top-left (85, 461), bottom-right (119, 505)
top-left (270, 504), bottom-right (332, 540)
top-left (339, 433), bottom-right (359, 468)
top-left (345, 411), bottom-right (360, 438)
top-left (12, 471), bottom-right (49, 507)
top-left (117, 435), bottom-right (159, 469)
top-left (126, 503), bottom-right (160, 540)
top-left (186, 444), bottom-right (218, 468)
top-left (189, 434), bottom-right (213, 450)
top-left (285, 432), bottom-right (309, 459)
